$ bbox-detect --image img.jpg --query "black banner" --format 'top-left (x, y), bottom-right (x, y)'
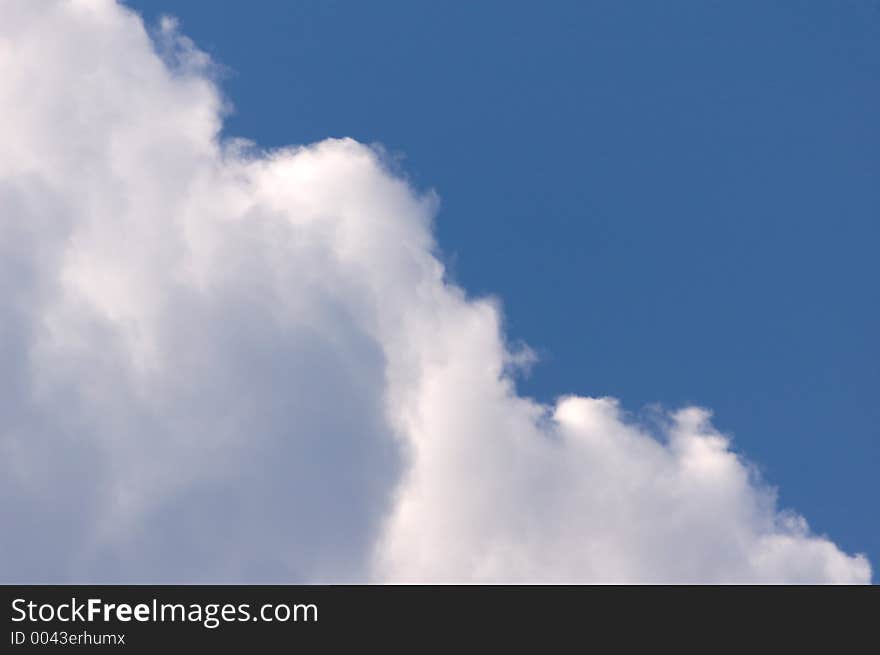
top-left (2, 585), bottom-right (876, 650)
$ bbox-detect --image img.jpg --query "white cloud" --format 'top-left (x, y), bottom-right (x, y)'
top-left (0, 0), bottom-right (870, 583)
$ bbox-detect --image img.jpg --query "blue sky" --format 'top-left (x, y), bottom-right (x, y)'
top-left (113, 0), bottom-right (877, 575)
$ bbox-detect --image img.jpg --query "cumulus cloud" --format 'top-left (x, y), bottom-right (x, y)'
top-left (0, 0), bottom-right (870, 583)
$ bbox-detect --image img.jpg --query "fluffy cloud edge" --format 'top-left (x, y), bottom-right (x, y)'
top-left (0, 0), bottom-right (870, 584)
